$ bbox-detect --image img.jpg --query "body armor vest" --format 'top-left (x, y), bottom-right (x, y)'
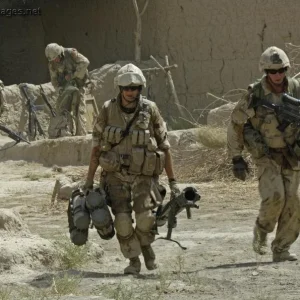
top-left (98, 96), bottom-right (165, 176)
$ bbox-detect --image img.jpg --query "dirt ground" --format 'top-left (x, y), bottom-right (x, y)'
top-left (0, 156), bottom-right (300, 299)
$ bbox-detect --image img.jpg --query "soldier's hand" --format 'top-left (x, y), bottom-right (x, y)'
top-left (83, 179), bottom-right (94, 190)
top-left (169, 178), bottom-right (180, 198)
top-left (232, 156), bottom-right (249, 181)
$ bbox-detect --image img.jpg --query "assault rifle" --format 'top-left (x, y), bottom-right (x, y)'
top-left (19, 83), bottom-right (45, 140)
top-left (155, 186), bottom-right (201, 250)
top-left (251, 93), bottom-right (300, 132)
top-left (0, 124), bottom-right (30, 150)
top-left (39, 85), bottom-right (56, 117)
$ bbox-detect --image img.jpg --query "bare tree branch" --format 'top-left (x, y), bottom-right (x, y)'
top-left (140, 0), bottom-right (149, 16)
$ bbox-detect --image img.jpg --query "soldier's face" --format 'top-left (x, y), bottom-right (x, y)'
top-left (267, 68), bottom-right (286, 85)
top-left (121, 86), bottom-right (140, 102)
top-left (53, 56), bottom-right (61, 63)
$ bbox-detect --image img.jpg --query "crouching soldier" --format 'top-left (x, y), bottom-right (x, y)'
top-left (45, 43), bottom-right (89, 137)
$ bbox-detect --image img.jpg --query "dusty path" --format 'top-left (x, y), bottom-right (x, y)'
top-left (0, 159), bottom-right (299, 300)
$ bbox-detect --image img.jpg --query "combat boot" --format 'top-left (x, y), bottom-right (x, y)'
top-left (273, 251), bottom-right (297, 262)
top-left (124, 257), bottom-right (141, 275)
top-left (252, 226), bottom-right (268, 255)
top-left (141, 245), bottom-right (157, 270)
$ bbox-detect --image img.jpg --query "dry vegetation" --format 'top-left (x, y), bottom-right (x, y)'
top-left (173, 125), bottom-right (255, 183)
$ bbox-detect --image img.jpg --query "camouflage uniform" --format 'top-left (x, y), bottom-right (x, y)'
top-left (46, 44), bottom-right (89, 137)
top-left (92, 94), bottom-right (170, 262)
top-left (228, 46), bottom-right (300, 262)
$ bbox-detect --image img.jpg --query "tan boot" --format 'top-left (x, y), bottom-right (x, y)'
top-left (273, 251), bottom-right (297, 262)
top-left (253, 226), bottom-right (268, 255)
top-left (124, 257), bottom-right (141, 275)
top-left (141, 245), bottom-right (157, 270)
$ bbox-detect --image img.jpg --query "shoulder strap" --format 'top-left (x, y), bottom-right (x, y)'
top-left (110, 98), bottom-right (143, 148)
top-left (287, 77), bottom-right (300, 97)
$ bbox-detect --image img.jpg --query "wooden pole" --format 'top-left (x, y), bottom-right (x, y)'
top-left (150, 55), bottom-right (185, 118)
top-left (133, 0), bottom-right (149, 63)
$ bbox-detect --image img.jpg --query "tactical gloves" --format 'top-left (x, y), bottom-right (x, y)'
top-left (169, 178), bottom-right (180, 198)
top-left (232, 156), bottom-right (249, 181)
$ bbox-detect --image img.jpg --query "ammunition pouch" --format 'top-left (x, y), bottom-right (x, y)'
top-left (128, 147), bottom-right (144, 174)
top-left (243, 123), bottom-right (269, 159)
top-left (85, 188), bottom-right (115, 240)
top-left (154, 150), bottom-right (165, 175)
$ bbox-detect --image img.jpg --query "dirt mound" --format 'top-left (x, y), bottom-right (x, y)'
top-left (0, 209), bottom-right (57, 271)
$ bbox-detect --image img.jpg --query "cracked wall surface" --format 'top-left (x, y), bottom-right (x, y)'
top-left (1, 0), bottom-right (300, 125)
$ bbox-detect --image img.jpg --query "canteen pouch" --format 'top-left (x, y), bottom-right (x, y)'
top-left (99, 150), bottom-right (120, 172)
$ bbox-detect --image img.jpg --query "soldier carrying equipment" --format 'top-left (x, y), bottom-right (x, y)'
top-left (155, 186), bottom-right (201, 249)
top-left (68, 188), bottom-right (115, 246)
top-left (19, 83), bottom-right (45, 140)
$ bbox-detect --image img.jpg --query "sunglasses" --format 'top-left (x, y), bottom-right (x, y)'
top-left (121, 86), bottom-right (141, 91)
top-left (266, 68), bottom-right (287, 74)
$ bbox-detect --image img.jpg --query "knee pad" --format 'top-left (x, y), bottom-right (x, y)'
top-left (114, 213), bottom-right (133, 238)
top-left (117, 232), bottom-right (141, 258)
top-left (136, 211), bottom-right (155, 232)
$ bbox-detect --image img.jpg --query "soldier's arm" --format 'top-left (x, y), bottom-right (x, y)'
top-left (85, 104), bottom-right (107, 185)
top-left (227, 91), bottom-right (255, 159)
top-left (151, 103), bottom-right (176, 179)
top-left (48, 63), bottom-right (59, 88)
top-left (70, 49), bottom-right (90, 79)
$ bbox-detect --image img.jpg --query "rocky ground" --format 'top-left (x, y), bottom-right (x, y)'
top-left (0, 138), bottom-right (300, 300)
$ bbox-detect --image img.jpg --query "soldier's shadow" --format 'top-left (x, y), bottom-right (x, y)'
top-left (29, 269), bottom-right (158, 288)
top-left (205, 261), bottom-right (275, 270)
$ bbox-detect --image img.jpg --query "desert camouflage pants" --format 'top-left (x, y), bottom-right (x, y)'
top-left (48, 84), bottom-right (87, 138)
top-left (256, 160), bottom-right (300, 253)
top-left (104, 171), bottom-right (163, 258)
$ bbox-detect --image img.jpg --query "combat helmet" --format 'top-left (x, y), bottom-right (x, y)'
top-left (114, 63), bottom-right (146, 88)
top-left (45, 43), bottom-right (64, 61)
top-left (259, 46), bottom-right (290, 72)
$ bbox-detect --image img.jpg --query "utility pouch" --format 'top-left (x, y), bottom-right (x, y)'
top-left (99, 150), bottom-right (120, 172)
top-left (115, 128), bottom-right (122, 144)
top-left (147, 137), bottom-right (158, 151)
top-left (108, 127), bottom-right (116, 143)
top-left (154, 150), bottom-right (166, 175)
top-left (142, 151), bottom-right (157, 176)
top-left (144, 130), bottom-right (150, 145)
top-left (132, 130), bottom-right (139, 146)
top-left (128, 147), bottom-right (145, 174)
top-left (103, 126), bottom-right (111, 141)
top-left (138, 130), bottom-right (145, 145)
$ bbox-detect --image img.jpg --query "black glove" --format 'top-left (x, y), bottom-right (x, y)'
top-left (232, 156), bottom-right (249, 181)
